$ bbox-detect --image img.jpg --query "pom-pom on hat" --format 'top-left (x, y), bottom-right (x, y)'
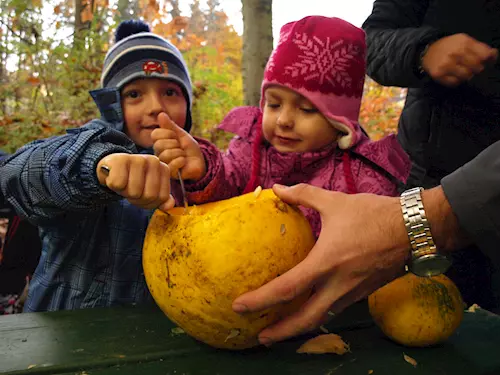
top-left (261, 16), bottom-right (366, 149)
top-left (101, 20), bottom-right (193, 131)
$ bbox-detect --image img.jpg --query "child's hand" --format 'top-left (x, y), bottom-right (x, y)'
top-left (152, 112), bottom-right (206, 181)
top-left (96, 153), bottom-right (175, 212)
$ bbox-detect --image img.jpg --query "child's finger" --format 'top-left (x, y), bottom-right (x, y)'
top-left (105, 161), bottom-right (130, 192)
top-left (158, 148), bottom-right (185, 164)
top-left (158, 112), bottom-right (180, 131)
top-left (158, 162), bottom-right (173, 204)
top-left (141, 158), bottom-right (162, 204)
top-left (167, 156), bottom-right (186, 177)
top-left (158, 195), bottom-right (176, 212)
top-left (125, 156), bottom-right (147, 199)
top-left (153, 138), bottom-right (181, 157)
top-left (151, 128), bottom-right (178, 142)
top-left (158, 112), bottom-right (188, 138)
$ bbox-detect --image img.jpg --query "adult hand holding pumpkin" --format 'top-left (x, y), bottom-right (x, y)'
top-left (232, 184), bottom-right (409, 345)
top-left (233, 183), bottom-right (465, 346)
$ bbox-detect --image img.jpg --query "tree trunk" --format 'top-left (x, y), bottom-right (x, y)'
top-left (241, 0), bottom-right (273, 107)
top-left (169, 0), bottom-right (181, 19)
top-left (74, 0), bottom-right (84, 41)
top-left (0, 12), bottom-right (7, 114)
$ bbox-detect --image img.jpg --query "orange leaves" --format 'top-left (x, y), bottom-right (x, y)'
top-left (79, 0), bottom-right (108, 24)
top-left (26, 76), bottom-right (41, 86)
top-left (360, 77), bottom-right (406, 140)
top-left (80, 0), bottom-right (94, 24)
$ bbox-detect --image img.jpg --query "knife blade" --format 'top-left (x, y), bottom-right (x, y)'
top-left (177, 170), bottom-right (189, 211)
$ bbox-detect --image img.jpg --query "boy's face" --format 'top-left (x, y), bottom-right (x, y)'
top-left (262, 86), bottom-right (339, 153)
top-left (121, 78), bottom-right (188, 148)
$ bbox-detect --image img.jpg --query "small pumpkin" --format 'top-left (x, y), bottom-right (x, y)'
top-left (368, 273), bottom-right (464, 347)
top-left (142, 188), bottom-right (315, 349)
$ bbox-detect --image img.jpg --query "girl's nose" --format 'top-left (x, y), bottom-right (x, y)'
top-left (277, 108), bottom-right (294, 128)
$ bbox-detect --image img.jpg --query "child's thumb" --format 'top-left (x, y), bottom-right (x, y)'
top-left (158, 112), bottom-right (186, 137)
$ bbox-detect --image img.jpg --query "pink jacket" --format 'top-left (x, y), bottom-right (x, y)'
top-left (183, 106), bottom-right (410, 237)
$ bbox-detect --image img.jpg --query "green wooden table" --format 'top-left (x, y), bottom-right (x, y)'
top-left (1, 302), bottom-right (499, 375)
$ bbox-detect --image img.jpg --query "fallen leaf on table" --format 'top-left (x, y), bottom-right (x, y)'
top-left (403, 353), bottom-right (417, 367)
top-left (171, 327), bottom-right (185, 335)
top-left (297, 333), bottom-right (350, 355)
top-left (467, 304), bottom-right (481, 312)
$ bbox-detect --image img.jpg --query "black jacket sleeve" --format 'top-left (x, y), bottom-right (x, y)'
top-left (362, 0), bottom-right (445, 88)
top-left (441, 140), bottom-right (500, 266)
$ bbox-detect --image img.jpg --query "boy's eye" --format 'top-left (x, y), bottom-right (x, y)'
top-left (124, 90), bottom-right (140, 99)
top-left (165, 88), bottom-right (180, 96)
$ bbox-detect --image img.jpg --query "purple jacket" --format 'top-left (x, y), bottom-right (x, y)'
top-left (183, 106), bottom-right (410, 237)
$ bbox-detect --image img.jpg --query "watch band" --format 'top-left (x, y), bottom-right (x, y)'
top-left (400, 187), bottom-right (437, 259)
top-left (400, 187), bottom-right (451, 276)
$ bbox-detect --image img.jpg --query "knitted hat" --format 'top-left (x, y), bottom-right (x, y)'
top-left (101, 20), bottom-right (193, 132)
top-left (260, 16), bottom-right (366, 149)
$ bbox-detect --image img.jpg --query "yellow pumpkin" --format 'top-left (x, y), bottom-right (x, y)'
top-left (142, 188), bottom-right (315, 349)
top-left (368, 273), bottom-right (464, 347)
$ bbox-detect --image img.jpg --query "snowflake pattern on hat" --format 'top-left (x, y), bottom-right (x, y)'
top-left (264, 17), bottom-right (365, 99)
top-left (285, 35), bottom-right (361, 89)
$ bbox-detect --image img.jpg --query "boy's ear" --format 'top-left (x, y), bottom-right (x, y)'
top-left (89, 88), bottom-right (124, 125)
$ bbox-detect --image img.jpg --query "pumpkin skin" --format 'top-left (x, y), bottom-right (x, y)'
top-left (368, 273), bottom-right (464, 347)
top-left (142, 188), bottom-right (315, 349)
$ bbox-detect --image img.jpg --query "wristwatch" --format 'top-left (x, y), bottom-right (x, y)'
top-left (400, 187), bottom-right (452, 277)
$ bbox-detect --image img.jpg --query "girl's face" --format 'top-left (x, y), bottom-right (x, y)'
top-left (121, 78), bottom-right (187, 148)
top-left (262, 86), bottom-right (339, 153)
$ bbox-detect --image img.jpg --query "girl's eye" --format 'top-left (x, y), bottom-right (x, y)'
top-left (124, 90), bottom-right (140, 99)
top-left (266, 102), bottom-right (280, 109)
top-left (301, 107), bottom-right (318, 114)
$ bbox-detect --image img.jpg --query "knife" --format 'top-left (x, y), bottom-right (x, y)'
top-left (100, 165), bottom-right (188, 211)
top-left (177, 170), bottom-right (189, 211)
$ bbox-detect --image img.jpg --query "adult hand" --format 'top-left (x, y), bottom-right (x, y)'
top-left (152, 112), bottom-right (206, 181)
top-left (422, 33), bottom-right (498, 87)
top-left (232, 184), bottom-right (410, 345)
top-left (96, 153), bottom-right (175, 212)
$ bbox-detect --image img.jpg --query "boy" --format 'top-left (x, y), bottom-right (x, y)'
top-left (0, 20), bottom-right (192, 311)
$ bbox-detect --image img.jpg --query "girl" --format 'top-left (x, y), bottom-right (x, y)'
top-left (154, 15), bottom-right (410, 237)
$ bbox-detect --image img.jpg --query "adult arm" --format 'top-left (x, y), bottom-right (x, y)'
top-left (362, 0), bottom-right (443, 87)
top-left (441, 140), bottom-right (500, 265)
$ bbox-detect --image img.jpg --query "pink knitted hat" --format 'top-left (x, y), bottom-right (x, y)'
top-left (260, 16), bottom-right (366, 149)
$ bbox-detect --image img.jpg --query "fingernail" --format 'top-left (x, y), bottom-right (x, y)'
top-left (259, 336), bottom-right (273, 347)
top-left (273, 184), bottom-right (288, 190)
top-left (232, 303), bottom-right (249, 314)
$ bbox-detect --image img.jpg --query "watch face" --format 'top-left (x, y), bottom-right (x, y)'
top-left (410, 254), bottom-right (452, 277)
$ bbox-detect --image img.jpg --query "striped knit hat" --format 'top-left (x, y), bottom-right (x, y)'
top-left (101, 20), bottom-right (193, 131)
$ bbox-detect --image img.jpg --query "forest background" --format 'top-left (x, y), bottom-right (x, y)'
top-left (0, 0), bottom-right (405, 154)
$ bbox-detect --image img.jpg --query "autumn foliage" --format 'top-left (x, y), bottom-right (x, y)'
top-left (0, 0), bottom-right (404, 153)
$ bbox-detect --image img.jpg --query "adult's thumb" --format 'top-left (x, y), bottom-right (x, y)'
top-left (272, 183), bottom-right (333, 213)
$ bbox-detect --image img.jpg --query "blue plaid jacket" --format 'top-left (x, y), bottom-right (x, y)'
top-left (0, 88), bottom-right (161, 311)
